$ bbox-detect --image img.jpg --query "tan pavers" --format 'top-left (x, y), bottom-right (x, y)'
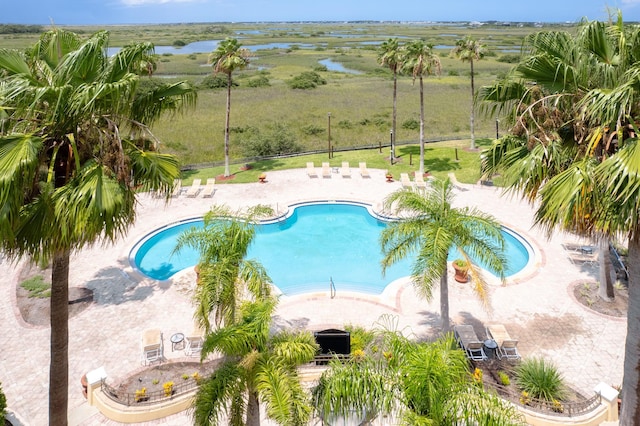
top-left (0, 169), bottom-right (626, 425)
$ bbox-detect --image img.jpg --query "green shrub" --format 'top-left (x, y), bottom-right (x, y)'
top-left (301, 124), bottom-right (324, 136)
top-left (313, 64), bottom-right (328, 72)
top-left (402, 118), bottom-right (420, 131)
top-left (515, 357), bottom-right (567, 401)
top-left (240, 123), bottom-right (300, 156)
top-left (497, 53), bottom-right (521, 63)
top-left (246, 75), bottom-right (270, 88)
top-left (0, 381), bottom-right (6, 424)
top-left (497, 370), bottom-right (510, 386)
top-left (172, 39), bottom-right (186, 46)
top-left (200, 74), bottom-right (236, 89)
top-left (287, 71), bottom-right (326, 89)
top-left (337, 120), bottom-right (353, 129)
top-left (187, 53), bottom-right (198, 60)
top-left (344, 325), bottom-right (375, 353)
top-left (21, 275), bottom-right (51, 298)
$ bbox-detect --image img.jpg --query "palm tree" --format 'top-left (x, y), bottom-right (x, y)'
top-left (452, 36), bottom-right (486, 150)
top-left (174, 205), bottom-right (273, 332)
top-left (402, 40), bottom-right (441, 175)
top-left (313, 315), bottom-right (526, 424)
top-left (477, 13), bottom-right (640, 423)
top-left (209, 38), bottom-right (250, 177)
top-left (192, 298), bottom-right (319, 426)
top-left (380, 179), bottom-right (507, 331)
top-left (0, 29), bottom-right (196, 425)
top-left (378, 38), bottom-right (402, 161)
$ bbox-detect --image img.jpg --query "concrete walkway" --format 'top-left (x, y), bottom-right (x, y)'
top-left (0, 167), bottom-right (626, 425)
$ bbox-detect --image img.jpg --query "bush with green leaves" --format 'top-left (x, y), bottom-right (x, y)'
top-left (200, 74), bottom-right (237, 89)
top-left (172, 39), bottom-right (186, 46)
top-left (0, 381), bottom-right (6, 423)
top-left (240, 123), bottom-right (300, 156)
top-left (287, 71), bottom-right (326, 89)
top-left (301, 124), bottom-right (324, 136)
top-left (497, 54), bottom-right (521, 63)
top-left (514, 357), bottom-right (567, 401)
top-left (402, 118), bottom-right (420, 131)
top-left (246, 75), bottom-right (270, 88)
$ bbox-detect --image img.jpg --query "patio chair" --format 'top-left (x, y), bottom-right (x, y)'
top-left (322, 162), bottom-right (332, 178)
top-left (453, 324), bottom-right (487, 361)
top-left (307, 162), bottom-right (318, 178)
top-left (400, 173), bottom-right (412, 188)
top-left (414, 171), bottom-right (427, 188)
top-left (563, 242), bottom-right (598, 266)
top-left (486, 324), bottom-right (521, 360)
top-left (359, 162), bottom-right (370, 178)
top-left (185, 178), bottom-right (202, 197)
top-left (141, 328), bottom-right (163, 365)
top-left (200, 178), bottom-right (216, 198)
top-left (171, 179), bottom-right (182, 197)
top-left (184, 326), bottom-right (205, 357)
top-left (341, 161), bottom-right (351, 178)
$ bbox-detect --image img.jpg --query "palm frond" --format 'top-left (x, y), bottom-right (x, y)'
top-left (192, 362), bottom-right (246, 426)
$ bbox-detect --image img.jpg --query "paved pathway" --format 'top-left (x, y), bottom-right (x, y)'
top-left (0, 167), bottom-right (626, 425)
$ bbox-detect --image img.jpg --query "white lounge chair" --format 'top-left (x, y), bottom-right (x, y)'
top-left (141, 329), bottom-right (163, 365)
top-left (486, 324), bottom-right (521, 360)
top-left (307, 162), bottom-right (318, 178)
top-left (200, 178), bottom-right (216, 198)
top-left (170, 179), bottom-right (182, 197)
top-left (185, 178), bottom-right (202, 197)
top-left (359, 162), bottom-right (370, 178)
top-left (453, 324), bottom-right (487, 361)
top-left (562, 242), bottom-right (598, 266)
top-left (322, 162), bottom-right (331, 178)
top-left (341, 161), bottom-right (351, 178)
top-left (414, 171), bottom-right (427, 188)
top-left (400, 173), bottom-right (412, 188)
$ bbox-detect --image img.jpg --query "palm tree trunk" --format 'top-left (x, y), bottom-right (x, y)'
top-left (391, 70), bottom-right (397, 161)
top-left (440, 273), bottom-right (450, 331)
top-left (469, 59), bottom-right (476, 150)
top-left (50, 249), bottom-right (70, 426)
top-left (224, 73), bottom-right (232, 177)
top-left (598, 239), bottom-right (615, 301)
top-left (419, 75), bottom-right (425, 175)
top-left (246, 391), bottom-right (261, 426)
top-left (620, 232), bottom-right (640, 425)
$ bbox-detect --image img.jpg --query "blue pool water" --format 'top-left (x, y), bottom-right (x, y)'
top-left (131, 203), bottom-right (531, 295)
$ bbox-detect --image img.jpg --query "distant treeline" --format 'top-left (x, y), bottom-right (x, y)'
top-left (0, 24), bottom-right (44, 34)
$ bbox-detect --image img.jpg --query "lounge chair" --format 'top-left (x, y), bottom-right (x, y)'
top-left (171, 179), bottom-right (182, 197)
top-left (453, 324), bottom-right (487, 361)
top-left (400, 173), bottom-right (412, 188)
top-left (184, 326), bottom-right (205, 357)
top-left (341, 161), bottom-right (351, 178)
top-left (414, 171), bottom-right (427, 188)
top-left (486, 324), bottom-right (521, 360)
top-left (185, 178), bottom-right (202, 197)
top-left (307, 162), bottom-right (318, 178)
top-left (322, 162), bottom-right (332, 178)
top-left (562, 242), bottom-right (598, 266)
top-left (141, 329), bottom-right (163, 365)
top-left (359, 162), bottom-right (370, 178)
top-left (200, 178), bottom-right (216, 198)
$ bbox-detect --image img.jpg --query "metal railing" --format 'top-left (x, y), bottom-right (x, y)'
top-left (101, 378), bottom-right (199, 407)
top-left (484, 382), bottom-right (602, 417)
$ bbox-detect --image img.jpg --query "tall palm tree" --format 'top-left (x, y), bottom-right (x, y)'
top-left (378, 38), bottom-right (402, 161)
top-left (174, 205), bottom-right (273, 332)
top-left (477, 12), bottom-right (640, 423)
top-left (313, 315), bottom-right (526, 424)
top-left (0, 29), bottom-right (196, 425)
top-left (452, 36), bottom-right (486, 150)
top-left (402, 40), bottom-right (441, 175)
top-left (192, 298), bottom-right (319, 426)
top-left (209, 38), bottom-right (250, 177)
top-left (380, 179), bottom-right (507, 331)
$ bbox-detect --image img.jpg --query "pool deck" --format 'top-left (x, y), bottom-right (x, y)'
top-left (0, 167), bottom-right (626, 425)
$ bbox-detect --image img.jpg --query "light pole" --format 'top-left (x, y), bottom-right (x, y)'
top-left (390, 130), bottom-right (395, 164)
top-left (327, 112), bottom-right (331, 159)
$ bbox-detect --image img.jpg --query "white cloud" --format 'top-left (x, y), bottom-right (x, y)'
top-left (622, 0), bottom-right (640, 5)
top-left (120, 0), bottom-right (198, 5)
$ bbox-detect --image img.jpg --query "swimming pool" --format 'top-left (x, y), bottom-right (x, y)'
top-left (131, 202), bottom-right (532, 295)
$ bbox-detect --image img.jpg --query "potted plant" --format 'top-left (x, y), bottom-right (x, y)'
top-left (452, 259), bottom-right (468, 282)
top-left (385, 171), bottom-right (393, 182)
top-left (258, 173), bottom-right (267, 183)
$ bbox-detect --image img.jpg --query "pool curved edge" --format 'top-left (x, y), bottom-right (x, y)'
top-left (127, 200), bottom-right (540, 292)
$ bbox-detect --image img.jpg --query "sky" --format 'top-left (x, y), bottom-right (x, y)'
top-left (3, 0), bottom-right (640, 25)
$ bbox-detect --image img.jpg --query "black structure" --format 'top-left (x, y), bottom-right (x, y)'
top-left (313, 329), bottom-right (350, 364)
